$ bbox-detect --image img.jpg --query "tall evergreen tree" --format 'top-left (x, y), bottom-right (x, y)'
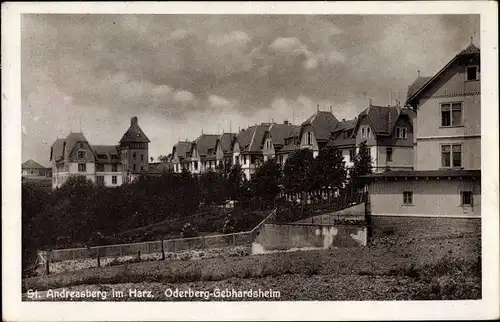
top-left (249, 158), bottom-right (282, 206)
top-left (351, 140), bottom-right (373, 191)
top-left (283, 148), bottom-right (315, 201)
top-left (311, 145), bottom-right (347, 192)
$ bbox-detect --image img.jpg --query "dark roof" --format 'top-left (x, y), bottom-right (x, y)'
top-left (459, 43), bottom-right (480, 55)
top-left (363, 169), bottom-right (480, 179)
top-left (51, 133), bottom-right (90, 163)
top-left (22, 159), bottom-right (46, 169)
top-left (92, 145), bottom-right (120, 164)
top-left (405, 76), bottom-right (432, 104)
top-left (301, 111), bottom-right (339, 142)
top-left (327, 119), bottom-right (357, 148)
top-left (193, 134), bottom-right (219, 157)
top-left (356, 105), bottom-right (415, 136)
top-left (51, 138), bottom-right (65, 162)
top-left (218, 133), bottom-right (236, 153)
top-left (266, 123), bottom-right (300, 147)
top-left (172, 141), bottom-right (192, 159)
top-left (406, 43), bottom-right (480, 106)
top-left (236, 123), bottom-right (272, 153)
top-left (119, 117), bottom-right (150, 144)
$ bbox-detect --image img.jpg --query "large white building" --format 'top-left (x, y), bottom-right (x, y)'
top-left (49, 116), bottom-right (150, 189)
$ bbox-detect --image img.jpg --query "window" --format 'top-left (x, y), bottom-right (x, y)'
top-left (112, 176), bottom-right (117, 184)
top-left (77, 150), bottom-right (86, 160)
top-left (386, 147), bottom-right (393, 162)
top-left (403, 191), bottom-right (413, 205)
top-left (141, 154), bottom-right (144, 161)
top-left (461, 191), bottom-right (473, 206)
top-left (133, 152), bottom-right (136, 160)
top-left (112, 164), bottom-right (118, 172)
top-left (349, 148), bottom-right (356, 162)
top-left (343, 131), bottom-right (350, 139)
top-left (194, 162), bottom-right (198, 170)
top-left (361, 128), bottom-right (365, 138)
top-left (80, 143), bottom-right (84, 148)
top-left (141, 165), bottom-right (144, 171)
top-left (306, 132), bottom-right (313, 145)
top-left (96, 176), bottom-right (104, 185)
top-left (441, 144), bottom-right (462, 168)
top-left (133, 164), bottom-right (136, 171)
top-left (78, 163), bottom-right (86, 172)
top-left (467, 66), bottom-right (478, 81)
top-left (396, 127), bottom-right (408, 139)
top-left (243, 155), bottom-right (247, 164)
top-left (441, 103), bottom-right (462, 127)
top-left (367, 128), bottom-right (371, 138)
top-left (96, 164), bottom-right (105, 172)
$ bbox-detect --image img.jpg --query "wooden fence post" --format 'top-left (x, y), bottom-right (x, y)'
top-left (137, 250), bottom-right (141, 261)
top-left (161, 241), bottom-right (165, 260)
top-left (97, 250), bottom-right (101, 268)
top-left (45, 257), bottom-right (50, 275)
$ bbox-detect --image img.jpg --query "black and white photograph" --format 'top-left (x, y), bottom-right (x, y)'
top-left (2, 2), bottom-right (499, 321)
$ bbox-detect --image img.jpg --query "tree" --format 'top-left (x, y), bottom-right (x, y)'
top-left (158, 154), bottom-right (171, 163)
top-left (226, 163), bottom-right (246, 201)
top-left (249, 158), bottom-right (282, 207)
top-left (199, 170), bottom-right (226, 206)
top-left (311, 145), bottom-right (347, 193)
top-left (283, 148), bottom-right (315, 195)
top-left (351, 141), bottom-right (373, 192)
top-left (181, 222), bottom-right (198, 238)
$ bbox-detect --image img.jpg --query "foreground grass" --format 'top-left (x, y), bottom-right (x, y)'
top-left (23, 234), bottom-right (481, 301)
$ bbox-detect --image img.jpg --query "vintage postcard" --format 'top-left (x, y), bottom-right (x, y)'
top-left (2, 1), bottom-right (499, 321)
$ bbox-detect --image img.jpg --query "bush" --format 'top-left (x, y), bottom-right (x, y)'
top-left (180, 223), bottom-right (198, 238)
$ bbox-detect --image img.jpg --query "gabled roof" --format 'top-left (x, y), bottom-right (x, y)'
top-left (22, 159), bottom-right (46, 169)
top-left (265, 123), bottom-right (300, 147)
top-left (51, 132), bottom-right (90, 162)
top-left (92, 145), bottom-right (121, 164)
top-left (301, 110), bottom-right (339, 142)
top-left (218, 133), bottom-right (236, 153)
top-left (193, 134), bottom-right (219, 157)
top-left (406, 43), bottom-right (480, 107)
top-left (327, 119), bottom-right (357, 148)
top-left (236, 123), bottom-right (272, 153)
top-left (119, 117), bottom-right (150, 144)
top-left (51, 138), bottom-right (65, 162)
top-left (405, 76), bottom-right (432, 104)
top-left (355, 105), bottom-right (415, 137)
top-left (172, 141), bottom-right (192, 159)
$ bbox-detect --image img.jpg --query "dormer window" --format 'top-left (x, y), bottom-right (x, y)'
top-left (77, 150), bottom-right (86, 160)
top-left (396, 127), bottom-right (408, 139)
top-left (466, 65), bottom-right (479, 81)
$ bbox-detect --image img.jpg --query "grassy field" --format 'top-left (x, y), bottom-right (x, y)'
top-left (23, 232), bottom-right (481, 301)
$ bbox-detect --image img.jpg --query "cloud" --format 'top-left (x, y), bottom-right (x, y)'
top-left (173, 90), bottom-right (195, 103)
top-left (21, 14), bottom-right (479, 165)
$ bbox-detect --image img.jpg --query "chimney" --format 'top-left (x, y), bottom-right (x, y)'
top-left (329, 105), bottom-right (332, 113)
top-left (342, 118), bottom-right (346, 122)
top-left (131, 116), bottom-right (138, 126)
top-left (369, 98), bottom-right (372, 106)
top-left (417, 70), bottom-right (420, 77)
top-left (284, 120), bottom-right (289, 125)
top-left (317, 104), bottom-right (320, 112)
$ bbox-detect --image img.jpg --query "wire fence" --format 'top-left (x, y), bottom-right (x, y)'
top-left (44, 208), bottom-right (278, 264)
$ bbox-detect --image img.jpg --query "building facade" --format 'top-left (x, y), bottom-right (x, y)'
top-left (50, 116), bottom-right (149, 189)
top-left (366, 43), bottom-right (481, 219)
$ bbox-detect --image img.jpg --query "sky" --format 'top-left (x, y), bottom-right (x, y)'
top-left (21, 14), bottom-right (479, 166)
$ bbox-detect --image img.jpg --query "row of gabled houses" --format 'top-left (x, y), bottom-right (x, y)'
top-left (43, 41), bottom-right (481, 221)
top-left (171, 101), bottom-right (416, 181)
top-left (170, 41), bottom-right (481, 220)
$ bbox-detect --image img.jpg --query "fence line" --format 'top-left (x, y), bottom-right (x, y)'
top-left (47, 208), bottom-right (277, 262)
